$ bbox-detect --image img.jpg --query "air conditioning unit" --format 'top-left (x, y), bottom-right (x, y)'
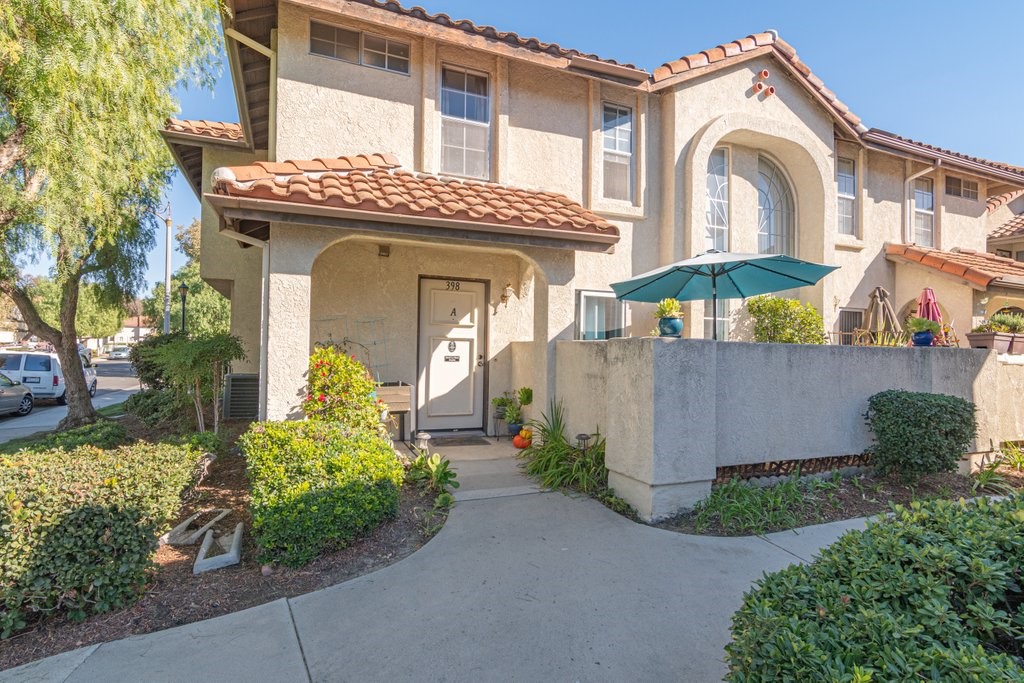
top-left (223, 373), bottom-right (259, 420)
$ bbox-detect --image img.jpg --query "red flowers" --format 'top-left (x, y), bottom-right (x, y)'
top-left (318, 394), bottom-right (325, 402)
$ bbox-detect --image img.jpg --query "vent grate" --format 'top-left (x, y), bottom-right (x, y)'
top-left (224, 373), bottom-right (259, 420)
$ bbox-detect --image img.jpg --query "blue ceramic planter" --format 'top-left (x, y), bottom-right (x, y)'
top-left (911, 331), bottom-right (934, 347)
top-left (507, 422), bottom-right (523, 435)
top-left (658, 317), bottom-right (684, 337)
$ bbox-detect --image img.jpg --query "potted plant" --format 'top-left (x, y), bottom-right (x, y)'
top-left (990, 313), bottom-right (1024, 354)
top-left (504, 403), bottom-right (523, 435)
top-left (490, 394), bottom-right (513, 419)
top-left (907, 317), bottom-right (940, 347)
top-left (492, 387), bottom-right (532, 435)
top-left (654, 298), bottom-right (683, 337)
top-left (966, 319), bottom-right (1014, 353)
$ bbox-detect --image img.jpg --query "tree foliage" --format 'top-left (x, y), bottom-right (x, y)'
top-left (31, 277), bottom-right (125, 339)
top-left (142, 261), bottom-right (230, 337)
top-left (138, 332), bottom-right (244, 433)
top-left (0, 0), bottom-right (222, 428)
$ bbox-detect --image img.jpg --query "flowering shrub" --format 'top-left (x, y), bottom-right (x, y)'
top-left (301, 345), bottom-right (382, 431)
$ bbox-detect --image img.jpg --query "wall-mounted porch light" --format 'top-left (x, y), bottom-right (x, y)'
top-left (499, 282), bottom-right (515, 307)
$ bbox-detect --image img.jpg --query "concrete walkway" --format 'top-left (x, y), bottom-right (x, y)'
top-left (1, 442), bottom-right (868, 682)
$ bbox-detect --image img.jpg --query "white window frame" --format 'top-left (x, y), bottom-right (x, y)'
top-left (703, 299), bottom-right (730, 341)
top-left (575, 290), bottom-right (626, 341)
top-left (757, 155), bottom-right (796, 256)
top-left (837, 157), bottom-right (856, 236)
top-left (602, 102), bottom-right (633, 202)
top-left (308, 20), bottom-right (411, 76)
top-left (944, 175), bottom-right (979, 201)
top-left (439, 64), bottom-right (491, 180)
top-left (706, 147), bottom-right (730, 251)
top-left (913, 178), bottom-right (935, 247)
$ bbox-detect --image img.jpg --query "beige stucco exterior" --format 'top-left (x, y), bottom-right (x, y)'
top-left (178, 3), bottom-right (1024, 426)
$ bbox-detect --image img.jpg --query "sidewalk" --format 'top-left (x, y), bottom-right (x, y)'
top-left (1, 446), bottom-right (867, 682)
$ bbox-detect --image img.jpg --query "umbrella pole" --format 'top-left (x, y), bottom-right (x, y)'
top-left (711, 272), bottom-right (718, 341)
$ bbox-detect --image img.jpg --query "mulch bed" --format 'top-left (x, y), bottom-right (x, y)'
top-left (0, 420), bottom-right (443, 673)
top-left (657, 469), bottom-right (1023, 537)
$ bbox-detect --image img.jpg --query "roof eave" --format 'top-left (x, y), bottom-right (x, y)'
top-left (160, 129), bottom-right (250, 150)
top-left (650, 47), bottom-right (864, 141)
top-left (885, 253), bottom-right (990, 291)
top-left (987, 233), bottom-right (1024, 246)
top-left (204, 192), bottom-right (620, 251)
top-left (863, 131), bottom-right (1024, 186)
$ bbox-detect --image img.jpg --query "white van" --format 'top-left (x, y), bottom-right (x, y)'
top-left (0, 351), bottom-right (97, 404)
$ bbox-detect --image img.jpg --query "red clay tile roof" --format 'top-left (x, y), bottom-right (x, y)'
top-left (988, 189), bottom-right (1024, 214)
top-left (885, 243), bottom-right (1024, 289)
top-left (349, 0), bottom-right (639, 70)
top-left (863, 130), bottom-right (1024, 184)
top-left (165, 119), bottom-right (246, 143)
top-left (651, 30), bottom-right (866, 135)
top-left (210, 155), bottom-right (619, 241)
top-left (990, 214), bottom-right (1024, 241)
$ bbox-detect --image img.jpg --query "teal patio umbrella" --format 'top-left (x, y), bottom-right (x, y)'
top-left (610, 249), bottom-right (839, 339)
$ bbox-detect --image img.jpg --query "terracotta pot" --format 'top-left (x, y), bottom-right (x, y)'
top-left (965, 332), bottom-right (1013, 353)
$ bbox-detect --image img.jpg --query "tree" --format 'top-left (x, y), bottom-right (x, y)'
top-left (32, 277), bottom-right (126, 339)
top-left (0, 1), bottom-right (222, 429)
top-left (175, 218), bottom-right (201, 261)
top-left (142, 261), bottom-right (230, 337)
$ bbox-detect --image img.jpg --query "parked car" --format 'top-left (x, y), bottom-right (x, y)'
top-left (78, 343), bottom-right (93, 362)
top-left (107, 346), bottom-right (131, 360)
top-left (0, 371), bottom-right (33, 416)
top-left (0, 350), bottom-right (97, 404)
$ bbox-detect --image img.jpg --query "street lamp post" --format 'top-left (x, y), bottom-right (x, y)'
top-left (178, 282), bottom-right (189, 334)
top-left (155, 203), bottom-right (172, 334)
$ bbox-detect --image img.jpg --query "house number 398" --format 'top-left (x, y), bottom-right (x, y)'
top-left (445, 281), bottom-right (461, 291)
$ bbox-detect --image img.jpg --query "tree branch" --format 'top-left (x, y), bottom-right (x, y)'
top-left (0, 123), bottom-right (28, 177)
top-left (0, 280), bottom-right (60, 345)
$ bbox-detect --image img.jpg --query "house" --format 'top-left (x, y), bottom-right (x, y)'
top-left (102, 316), bottom-right (156, 348)
top-left (163, 0), bottom-right (1024, 430)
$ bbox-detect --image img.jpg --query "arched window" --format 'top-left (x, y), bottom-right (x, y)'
top-left (758, 156), bottom-right (795, 255)
top-left (706, 148), bottom-right (729, 251)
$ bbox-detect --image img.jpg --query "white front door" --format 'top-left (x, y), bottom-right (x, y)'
top-left (417, 277), bottom-right (486, 431)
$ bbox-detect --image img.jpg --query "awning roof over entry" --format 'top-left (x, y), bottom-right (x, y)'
top-left (206, 154), bottom-right (620, 250)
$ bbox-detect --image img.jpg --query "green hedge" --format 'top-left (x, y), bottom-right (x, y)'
top-left (726, 497), bottom-right (1024, 681)
top-left (0, 420), bottom-right (129, 455)
top-left (124, 388), bottom-right (192, 429)
top-left (241, 421), bottom-right (403, 568)
top-left (866, 390), bottom-right (976, 483)
top-left (1, 442), bottom-right (201, 637)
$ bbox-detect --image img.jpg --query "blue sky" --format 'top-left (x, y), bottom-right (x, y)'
top-left (153, 0), bottom-right (1024, 290)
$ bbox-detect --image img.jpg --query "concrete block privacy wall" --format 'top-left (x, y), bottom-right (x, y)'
top-left (556, 338), bottom-right (1024, 521)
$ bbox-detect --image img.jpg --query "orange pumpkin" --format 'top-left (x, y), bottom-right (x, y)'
top-left (512, 434), bottom-right (531, 449)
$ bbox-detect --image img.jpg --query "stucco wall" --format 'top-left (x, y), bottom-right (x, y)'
top-left (200, 147), bottom-right (265, 372)
top-left (557, 337), bottom-right (1024, 520)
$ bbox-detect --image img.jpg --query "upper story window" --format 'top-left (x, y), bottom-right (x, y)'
top-left (913, 178), bottom-right (935, 247)
top-left (440, 66), bottom-right (489, 179)
top-left (309, 21), bottom-right (410, 75)
top-left (837, 157), bottom-right (856, 236)
top-left (757, 156), bottom-right (795, 255)
top-left (706, 147), bottom-right (729, 251)
top-left (602, 103), bottom-right (633, 202)
top-left (945, 175), bottom-right (979, 201)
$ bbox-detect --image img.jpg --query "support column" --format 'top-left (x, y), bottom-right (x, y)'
top-left (264, 226), bottom-right (326, 420)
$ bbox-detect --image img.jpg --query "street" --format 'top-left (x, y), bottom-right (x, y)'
top-left (0, 360), bottom-right (140, 444)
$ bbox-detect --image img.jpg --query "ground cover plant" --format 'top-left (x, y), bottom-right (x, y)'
top-left (518, 399), bottom-right (633, 516)
top-left (866, 390), bottom-right (976, 484)
top-left (0, 420), bottom-right (129, 455)
top-left (725, 496), bottom-right (1024, 681)
top-left (690, 475), bottom-right (844, 535)
top-left (0, 440), bottom-right (202, 637)
top-left (242, 421), bottom-right (404, 568)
